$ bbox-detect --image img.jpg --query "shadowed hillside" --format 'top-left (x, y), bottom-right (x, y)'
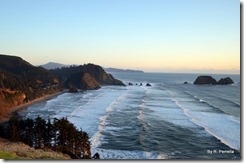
top-left (51, 63), bottom-right (125, 90)
top-left (0, 54), bottom-right (62, 120)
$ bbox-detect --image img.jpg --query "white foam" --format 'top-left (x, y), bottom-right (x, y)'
top-left (188, 112), bottom-right (240, 150)
top-left (91, 148), bottom-right (167, 159)
top-left (199, 99), bottom-right (205, 103)
top-left (166, 88), bottom-right (240, 150)
top-left (66, 86), bottom-right (128, 149)
top-left (172, 96), bottom-right (240, 150)
top-left (142, 88), bottom-right (198, 128)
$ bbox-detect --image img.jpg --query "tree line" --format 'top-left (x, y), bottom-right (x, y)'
top-left (0, 116), bottom-right (100, 159)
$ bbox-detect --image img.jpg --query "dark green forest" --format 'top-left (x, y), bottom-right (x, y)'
top-left (0, 116), bottom-right (99, 159)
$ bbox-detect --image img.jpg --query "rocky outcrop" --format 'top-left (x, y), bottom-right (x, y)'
top-left (82, 73), bottom-right (101, 90)
top-left (52, 63), bottom-right (125, 90)
top-left (217, 77), bottom-right (234, 85)
top-left (146, 83), bottom-right (152, 86)
top-left (101, 73), bottom-right (125, 86)
top-left (194, 76), bottom-right (234, 85)
top-left (193, 76), bottom-right (217, 85)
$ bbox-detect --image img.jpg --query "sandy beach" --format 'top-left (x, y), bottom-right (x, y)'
top-left (0, 91), bottom-right (64, 123)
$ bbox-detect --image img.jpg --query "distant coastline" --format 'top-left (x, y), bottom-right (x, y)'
top-left (105, 68), bottom-right (144, 73)
top-left (40, 62), bottom-right (145, 74)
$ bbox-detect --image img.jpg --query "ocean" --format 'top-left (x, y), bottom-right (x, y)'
top-left (19, 73), bottom-right (241, 159)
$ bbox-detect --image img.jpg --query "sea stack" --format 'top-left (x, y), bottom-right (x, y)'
top-left (193, 76), bottom-right (234, 85)
top-left (217, 77), bottom-right (234, 85)
top-left (146, 83), bottom-right (152, 86)
top-left (193, 76), bottom-right (217, 85)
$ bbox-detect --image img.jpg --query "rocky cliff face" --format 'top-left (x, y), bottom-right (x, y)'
top-left (79, 64), bottom-right (125, 86)
top-left (82, 73), bottom-right (101, 90)
top-left (0, 89), bottom-right (26, 119)
top-left (65, 72), bottom-right (101, 90)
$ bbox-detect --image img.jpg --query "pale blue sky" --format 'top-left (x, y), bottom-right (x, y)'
top-left (0, 0), bottom-right (240, 73)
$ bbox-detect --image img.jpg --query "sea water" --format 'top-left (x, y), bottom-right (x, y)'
top-left (19, 73), bottom-right (240, 159)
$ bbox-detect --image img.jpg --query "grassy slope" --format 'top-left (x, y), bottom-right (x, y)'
top-left (0, 138), bottom-right (70, 160)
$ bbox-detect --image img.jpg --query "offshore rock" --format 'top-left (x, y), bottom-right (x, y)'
top-left (146, 83), bottom-right (151, 86)
top-left (193, 76), bottom-right (217, 85)
top-left (217, 77), bottom-right (234, 85)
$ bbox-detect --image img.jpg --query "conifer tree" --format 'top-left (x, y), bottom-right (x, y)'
top-left (0, 123), bottom-right (6, 138)
top-left (44, 117), bottom-right (53, 148)
top-left (18, 118), bottom-right (34, 147)
top-left (25, 118), bottom-right (34, 147)
top-left (8, 116), bottom-right (21, 142)
top-left (34, 116), bottom-right (46, 148)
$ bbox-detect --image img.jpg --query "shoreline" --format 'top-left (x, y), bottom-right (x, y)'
top-left (0, 91), bottom-right (65, 123)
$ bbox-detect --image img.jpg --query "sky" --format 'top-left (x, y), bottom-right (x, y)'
top-left (0, 0), bottom-right (240, 74)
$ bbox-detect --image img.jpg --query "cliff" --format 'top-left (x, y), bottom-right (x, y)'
top-left (65, 72), bottom-right (101, 90)
top-left (0, 54), bottom-right (62, 120)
